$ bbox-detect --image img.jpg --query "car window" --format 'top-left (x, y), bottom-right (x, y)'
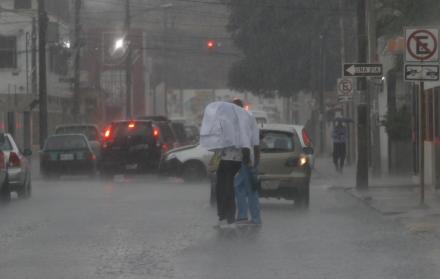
top-left (157, 122), bottom-right (176, 143)
top-left (171, 123), bottom-right (187, 143)
top-left (0, 136), bottom-right (13, 151)
top-left (56, 126), bottom-right (99, 141)
top-left (112, 122), bottom-right (154, 145)
top-left (45, 135), bottom-right (88, 151)
top-left (260, 131), bottom-right (295, 153)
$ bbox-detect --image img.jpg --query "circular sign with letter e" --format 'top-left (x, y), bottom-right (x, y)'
top-left (337, 78), bottom-right (353, 102)
top-left (405, 28), bottom-right (439, 62)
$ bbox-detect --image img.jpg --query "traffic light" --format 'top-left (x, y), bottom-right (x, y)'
top-left (206, 39), bottom-right (215, 49)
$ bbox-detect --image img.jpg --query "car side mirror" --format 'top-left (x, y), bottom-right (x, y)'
top-left (23, 149), bottom-right (32, 157)
top-left (303, 147), bottom-right (314, 155)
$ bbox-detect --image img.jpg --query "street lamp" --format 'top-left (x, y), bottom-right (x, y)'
top-left (114, 38), bottom-right (125, 51)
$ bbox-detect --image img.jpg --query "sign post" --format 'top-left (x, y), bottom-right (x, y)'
top-left (405, 27), bottom-right (439, 205)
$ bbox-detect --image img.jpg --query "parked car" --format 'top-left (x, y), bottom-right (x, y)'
top-left (55, 124), bottom-right (101, 160)
top-left (99, 120), bottom-right (172, 174)
top-left (209, 124), bottom-right (312, 207)
top-left (160, 144), bottom-right (214, 182)
top-left (250, 110), bottom-right (269, 125)
top-left (0, 133), bottom-right (32, 200)
top-left (40, 134), bottom-right (97, 178)
top-left (0, 135), bottom-right (9, 201)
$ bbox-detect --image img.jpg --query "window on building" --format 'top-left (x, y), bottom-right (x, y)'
top-left (14, 0), bottom-right (32, 9)
top-left (0, 36), bottom-right (17, 69)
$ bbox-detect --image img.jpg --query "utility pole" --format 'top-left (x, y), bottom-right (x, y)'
top-left (73, 0), bottom-right (82, 122)
top-left (38, 0), bottom-right (48, 148)
top-left (31, 17), bottom-right (37, 96)
top-left (356, 0), bottom-right (369, 189)
top-left (125, 0), bottom-right (132, 118)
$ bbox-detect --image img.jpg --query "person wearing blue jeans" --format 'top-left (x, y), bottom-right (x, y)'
top-left (235, 163), bottom-right (261, 225)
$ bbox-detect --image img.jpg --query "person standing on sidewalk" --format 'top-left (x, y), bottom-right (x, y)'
top-left (332, 120), bottom-right (347, 173)
top-left (233, 100), bottom-right (262, 225)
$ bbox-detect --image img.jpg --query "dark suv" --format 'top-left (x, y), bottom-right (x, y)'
top-left (99, 120), bottom-right (173, 174)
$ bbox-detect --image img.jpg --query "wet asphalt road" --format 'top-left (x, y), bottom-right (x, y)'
top-left (1, 168), bottom-right (440, 279)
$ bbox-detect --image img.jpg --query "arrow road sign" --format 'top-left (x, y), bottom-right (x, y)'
top-left (343, 63), bottom-right (383, 77)
top-left (404, 64), bottom-right (439, 81)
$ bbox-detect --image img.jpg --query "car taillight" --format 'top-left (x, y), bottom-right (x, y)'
top-left (153, 127), bottom-right (159, 139)
top-left (8, 152), bottom-right (21, 167)
top-left (103, 127), bottom-right (112, 140)
top-left (87, 152), bottom-right (96, 161)
top-left (0, 152), bottom-right (5, 170)
top-left (302, 129), bottom-right (311, 147)
top-left (161, 143), bottom-right (169, 153)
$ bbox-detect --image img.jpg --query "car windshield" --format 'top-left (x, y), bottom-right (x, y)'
top-left (45, 135), bottom-right (87, 151)
top-left (171, 123), bottom-right (187, 143)
top-left (56, 126), bottom-right (99, 141)
top-left (260, 131), bottom-right (295, 152)
top-left (0, 136), bottom-right (13, 151)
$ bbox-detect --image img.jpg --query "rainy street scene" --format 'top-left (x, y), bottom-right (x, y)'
top-left (3, 0), bottom-right (440, 278)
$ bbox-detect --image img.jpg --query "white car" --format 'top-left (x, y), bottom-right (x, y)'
top-left (160, 144), bottom-right (214, 182)
top-left (291, 124), bottom-right (315, 168)
top-left (1, 133), bottom-right (32, 200)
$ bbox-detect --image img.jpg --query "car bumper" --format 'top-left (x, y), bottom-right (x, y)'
top-left (258, 171), bottom-right (310, 200)
top-left (41, 160), bottom-right (96, 175)
top-left (159, 158), bottom-right (183, 176)
top-left (7, 167), bottom-right (24, 186)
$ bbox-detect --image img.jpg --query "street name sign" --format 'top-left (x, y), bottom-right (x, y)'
top-left (404, 64), bottom-right (439, 81)
top-left (343, 63), bottom-right (383, 77)
top-left (405, 27), bottom-right (439, 63)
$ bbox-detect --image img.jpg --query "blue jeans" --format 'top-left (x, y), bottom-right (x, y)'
top-left (234, 164), bottom-right (261, 224)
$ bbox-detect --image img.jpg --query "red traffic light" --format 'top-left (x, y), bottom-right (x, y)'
top-left (207, 40), bottom-right (215, 49)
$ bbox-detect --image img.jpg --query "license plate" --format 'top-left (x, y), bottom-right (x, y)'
top-left (60, 154), bottom-right (74, 161)
top-left (261, 180), bottom-right (279, 190)
top-left (126, 164), bottom-right (138, 170)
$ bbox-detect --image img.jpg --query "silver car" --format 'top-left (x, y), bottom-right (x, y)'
top-left (0, 133), bottom-right (32, 199)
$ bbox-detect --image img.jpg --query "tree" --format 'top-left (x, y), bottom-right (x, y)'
top-left (225, 0), bottom-right (325, 97)
top-left (376, 0), bottom-right (440, 38)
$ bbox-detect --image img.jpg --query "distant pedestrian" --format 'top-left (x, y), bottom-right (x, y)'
top-left (332, 121), bottom-right (347, 173)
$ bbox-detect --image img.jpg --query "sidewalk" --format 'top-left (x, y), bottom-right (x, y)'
top-left (314, 156), bottom-right (440, 234)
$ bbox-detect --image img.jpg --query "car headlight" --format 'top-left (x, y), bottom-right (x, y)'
top-left (299, 156), bottom-right (308, 167)
top-left (166, 153), bottom-right (176, 160)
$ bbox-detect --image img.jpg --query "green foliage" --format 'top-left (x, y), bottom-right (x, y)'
top-left (376, 0), bottom-right (440, 38)
top-left (381, 106), bottom-right (412, 141)
top-left (225, 0), bottom-right (323, 97)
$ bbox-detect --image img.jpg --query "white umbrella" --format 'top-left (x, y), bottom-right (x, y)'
top-left (200, 101), bottom-right (252, 151)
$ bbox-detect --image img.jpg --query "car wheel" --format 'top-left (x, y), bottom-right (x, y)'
top-left (0, 179), bottom-right (11, 203)
top-left (294, 185), bottom-right (310, 209)
top-left (17, 176), bottom-right (31, 199)
top-left (182, 161), bottom-right (206, 182)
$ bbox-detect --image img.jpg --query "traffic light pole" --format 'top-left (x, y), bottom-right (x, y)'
top-left (356, 0), bottom-right (369, 189)
top-left (38, 0), bottom-right (48, 148)
top-left (73, 0), bottom-right (82, 122)
top-left (125, 0), bottom-right (132, 119)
